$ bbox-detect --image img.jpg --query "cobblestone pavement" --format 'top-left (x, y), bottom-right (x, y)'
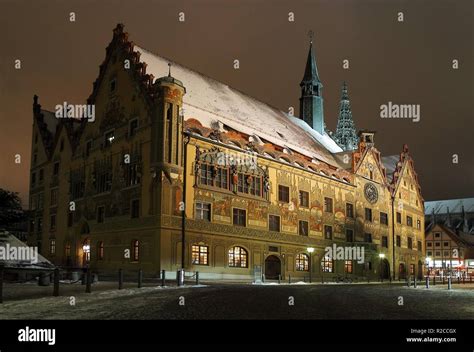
top-left (1, 283), bottom-right (473, 319)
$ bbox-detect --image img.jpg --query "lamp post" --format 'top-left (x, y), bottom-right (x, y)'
top-left (307, 247), bottom-right (315, 283)
top-left (379, 253), bottom-right (385, 282)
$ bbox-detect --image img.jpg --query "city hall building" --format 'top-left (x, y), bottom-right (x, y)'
top-left (27, 24), bottom-right (425, 281)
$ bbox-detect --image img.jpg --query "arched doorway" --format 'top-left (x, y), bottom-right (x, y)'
top-left (399, 263), bottom-right (406, 280)
top-left (381, 259), bottom-right (390, 280)
top-left (264, 255), bottom-right (281, 280)
top-left (417, 260), bottom-right (423, 280)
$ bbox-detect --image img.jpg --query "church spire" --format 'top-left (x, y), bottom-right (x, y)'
top-left (334, 82), bottom-right (358, 151)
top-left (299, 31), bottom-right (324, 135)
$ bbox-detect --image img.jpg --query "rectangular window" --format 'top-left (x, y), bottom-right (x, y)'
top-left (50, 189), bottom-right (58, 207)
top-left (410, 264), bottom-right (415, 275)
top-left (382, 236), bottom-right (388, 248)
top-left (278, 185), bottom-right (290, 203)
top-left (324, 197), bottom-right (333, 213)
top-left (344, 260), bottom-right (353, 274)
top-left (50, 239), bottom-right (56, 255)
top-left (427, 251), bottom-right (432, 257)
top-left (269, 215), bottom-right (280, 232)
top-left (435, 251), bottom-right (441, 256)
top-left (191, 245), bottom-right (208, 265)
top-left (200, 164), bottom-right (213, 186)
top-left (215, 168), bottom-right (228, 189)
top-left (104, 130), bottom-right (115, 147)
top-left (407, 237), bottom-right (413, 249)
top-left (233, 208), bottom-right (246, 227)
top-left (346, 203), bottom-right (354, 218)
top-left (299, 190), bottom-right (309, 207)
top-left (443, 242), bottom-right (449, 247)
top-left (346, 229), bottom-right (354, 242)
top-left (380, 212), bottom-right (388, 225)
top-left (364, 233), bottom-right (372, 243)
top-left (417, 241), bottom-right (422, 251)
top-left (434, 233), bottom-right (440, 238)
top-left (365, 208), bottom-right (372, 222)
top-left (95, 169), bottom-right (112, 193)
top-left (31, 172), bottom-right (36, 187)
top-left (97, 206), bottom-right (105, 223)
top-left (322, 257), bottom-right (333, 273)
top-left (407, 216), bottom-right (413, 227)
top-left (131, 199), bottom-right (140, 218)
top-left (416, 219), bottom-right (421, 230)
top-left (396, 212), bottom-right (402, 224)
top-left (195, 202), bottom-right (211, 221)
top-left (299, 220), bottom-right (309, 236)
top-left (435, 242), bottom-right (440, 247)
top-left (444, 250), bottom-right (450, 257)
top-left (324, 225), bottom-right (333, 240)
top-left (125, 163), bottom-right (141, 186)
top-left (129, 119), bottom-right (138, 137)
top-left (50, 215), bottom-right (56, 230)
top-left (396, 235), bottom-right (401, 247)
top-left (53, 162), bottom-right (60, 176)
top-left (427, 242), bottom-right (432, 247)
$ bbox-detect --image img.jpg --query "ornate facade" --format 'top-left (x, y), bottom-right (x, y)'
top-left (27, 24), bottom-right (425, 281)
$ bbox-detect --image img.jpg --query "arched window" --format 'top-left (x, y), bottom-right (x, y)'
top-left (228, 246), bottom-right (248, 268)
top-left (296, 253), bottom-right (309, 271)
top-left (322, 256), bottom-right (333, 273)
top-left (98, 241), bottom-right (104, 260)
top-left (132, 240), bottom-right (139, 262)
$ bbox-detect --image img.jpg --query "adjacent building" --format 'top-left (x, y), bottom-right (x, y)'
top-left (27, 24), bottom-right (425, 281)
top-left (424, 198), bottom-right (474, 277)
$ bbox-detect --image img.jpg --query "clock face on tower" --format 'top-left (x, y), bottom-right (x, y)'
top-left (364, 182), bottom-right (378, 204)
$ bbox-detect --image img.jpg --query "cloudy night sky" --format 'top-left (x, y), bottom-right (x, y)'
top-left (0, 0), bottom-right (472, 206)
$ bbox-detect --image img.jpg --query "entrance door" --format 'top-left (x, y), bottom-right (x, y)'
top-left (399, 263), bottom-right (406, 280)
top-left (381, 259), bottom-right (390, 280)
top-left (264, 255), bottom-right (281, 280)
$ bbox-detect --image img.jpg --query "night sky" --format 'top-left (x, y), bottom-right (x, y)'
top-left (0, 0), bottom-right (472, 206)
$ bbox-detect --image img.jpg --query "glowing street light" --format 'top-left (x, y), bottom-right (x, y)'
top-left (307, 247), bottom-right (315, 283)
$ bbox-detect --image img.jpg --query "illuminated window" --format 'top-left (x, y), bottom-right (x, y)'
top-left (104, 130), bottom-right (115, 147)
top-left (344, 260), bottom-right (353, 274)
top-left (192, 245), bottom-right (208, 265)
top-left (98, 241), bottom-right (104, 260)
top-left (228, 246), bottom-right (248, 268)
top-left (417, 219), bottom-right (421, 230)
top-left (322, 256), bottom-right (333, 273)
top-left (49, 239), bottom-right (56, 255)
top-left (296, 253), bottom-right (309, 271)
top-left (132, 240), bottom-right (139, 261)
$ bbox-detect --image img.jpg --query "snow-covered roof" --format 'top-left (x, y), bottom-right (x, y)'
top-left (0, 230), bottom-right (54, 270)
top-left (381, 155), bottom-right (399, 183)
top-left (425, 198), bottom-right (474, 215)
top-left (135, 45), bottom-right (343, 167)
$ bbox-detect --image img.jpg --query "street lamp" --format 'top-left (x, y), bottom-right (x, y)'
top-left (379, 253), bottom-right (385, 282)
top-left (307, 247), bottom-right (315, 283)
